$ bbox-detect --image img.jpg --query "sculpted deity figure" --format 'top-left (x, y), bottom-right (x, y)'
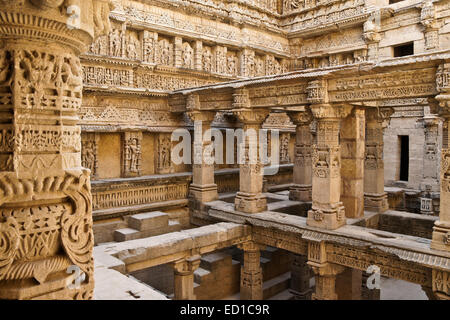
top-left (203, 48), bottom-right (212, 72)
top-left (182, 43), bottom-right (193, 69)
top-left (110, 29), bottom-right (122, 57)
top-left (127, 138), bottom-right (140, 172)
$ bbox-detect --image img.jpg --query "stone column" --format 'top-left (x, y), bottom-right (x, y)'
top-left (363, 17), bottom-right (381, 61)
top-left (307, 241), bottom-right (344, 300)
top-left (172, 255), bottom-right (201, 300)
top-left (187, 95), bottom-right (218, 203)
top-left (0, 0), bottom-right (112, 299)
top-left (174, 36), bottom-right (182, 68)
top-left (194, 40), bottom-right (203, 71)
top-left (340, 108), bottom-right (365, 218)
top-left (307, 103), bottom-right (353, 229)
top-left (336, 268), bottom-right (362, 300)
top-left (432, 62), bottom-right (450, 253)
top-left (364, 108), bottom-right (393, 213)
top-left (287, 110), bottom-right (313, 202)
top-left (238, 241), bottom-right (264, 300)
top-left (233, 90), bottom-right (270, 213)
top-left (290, 254), bottom-right (312, 300)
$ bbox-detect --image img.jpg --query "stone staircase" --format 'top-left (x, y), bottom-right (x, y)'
top-left (114, 211), bottom-right (182, 242)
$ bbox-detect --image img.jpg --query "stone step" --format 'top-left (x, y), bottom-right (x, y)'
top-left (263, 272), bottom-right (291, 300)
top-left (167, 219), bottom-right (182, 233)
top-left (268, 289), bottom-right (295, 300)
top-left (194, 267), bottom-right (211, 284)
top-left (200, 252), bottom-right (232, 271)
top-left (114, 228), bottom-right (140, 242)
top-left (128, 211), bottom-right (169, 231)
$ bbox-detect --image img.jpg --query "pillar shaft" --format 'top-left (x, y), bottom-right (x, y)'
top-left (287, 111), bottom-right (313, 202)
top-left (364, 108), bottom-right (392, 213)
top-left (307, 104), bottom-right (353, 229)
top-left (341, 108), bottom-right (365, 218)
top-left (290, 254), bottom-right (312, 300)
top-left (0, 0), bottom-right (112, 300)
top-left (239, 242), bottom-right (264, 300)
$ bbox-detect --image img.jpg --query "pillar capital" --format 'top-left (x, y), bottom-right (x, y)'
top-left (287, 108), bottom-right (313, 125)
top-left (309, 103), bottom-right (353, 120)
top-left (172, 255), bottom-right (201, 276)
top-left (366, 107), bottom-right (394, 129)
top-left (187, 110), bottom-right (216, 123)
top-left (233, 108), bottom-right (270, 126)
top-left (237, 241), bottom-right (266, 252)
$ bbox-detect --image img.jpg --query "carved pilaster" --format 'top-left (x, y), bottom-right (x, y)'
top-left (307, 104), bottom-right (353, 230)
top-left (233, 103), bottom-right (270, 214)
top-left (122, 131), bottom-right (142, 177)
top-left (0, 0), bottom-right (112, 300)
top-left (432, 269), bottom-right (450, 300)
top-left (287, 110), bottom-right (313, 202)
top-left (172, 255), bottom-right (201, 300)
top-left (363, 17), bottom-right (381, 61)
top-left (238, 241), bottom-right (265, 300)
top-left (81, 133), bottom-right (100, 179)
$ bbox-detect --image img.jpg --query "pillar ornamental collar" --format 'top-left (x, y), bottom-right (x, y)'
top-left (309, 104), bottom-right (353, 120)
top-left (237, 241), bottom-right (265, 252)
top-left (0, 0), bottom-right (114, 54)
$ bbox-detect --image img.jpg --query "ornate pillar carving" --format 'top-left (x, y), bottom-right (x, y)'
top-left (432, 62), bottom-right (450, 252)
top-left (0, 0), bottom-right (112, 299)
top-left (81, 133), bottom-right (100, 179)
top-left (172, 255), bottom-right (201, 300)
top-left (432, 269), bottom-right (450, 300)
top-left (122, 131), bottom-right (142, 177)
top-left (307, 241), bottom-right (344, 300)
top-left (287, 110), bottom-right (313, 202)
top-left (187, 94), bottom-right (218, 203)
top-left (340, 107), bottom-right (365, 218)
top-left (233, 90), bottom-right (270, 214)
top-left (290, 254), bottom-right (313, 300)
top-left (240, 49), bottom-right (255, 78)
top-left (307, 103), bottom-right (353, 229)
top-left (174, 36), bottom-right (182, 68)
top-left (238, 241), bottom-right (265, 300)
top-left (364, 108), bottom-right (393, 213)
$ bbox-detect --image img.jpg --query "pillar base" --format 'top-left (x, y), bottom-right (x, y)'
top-left (431, 222), bottom-right (450, 252)
top-left (240, 269), bottom-right (263, 300)
top-left (307, 204), bottom-right (346, 230)
top-left (235, 192), bottom-right (267, 213)
top-left (364, 192), bottom-right (389, 213)
top-left (189, 183), bottom-right (218, 203)
top-left (289, 184), bottom-right (312, 202)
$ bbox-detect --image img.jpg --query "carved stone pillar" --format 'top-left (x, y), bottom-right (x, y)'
top-left (172, 255), bottom-right (201, 300)
top-left (307, 103), bottom-right (353, 229)
top-left (81, 133), bottom-right (100, 179)
top-left (364, 108), bottom-right (393, 213)
top-left (187, 94), bottom-right (218, 203)
top-left (122, 131), bottom-right (142, 177)
top-left (363, 18), bottom-right (381, 61)
top-left (233, 90), bottom-right (270, 214)
top-left (290, 254), bottom-right (312, 300)
top-left (238, 241), bottom-right (264, 300)
top-left (432, 62), bottom-right (450, 252)
top-left (307, 241), bottom-right (344, 300)
top-left (287, 110), bottom-right (313, 202)
top-left (421, 115), bottom-right (442, 194)
top-left (340, 108), bottom-right (365, 218)
top-left (0, 0), bottom-right (112, 299)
